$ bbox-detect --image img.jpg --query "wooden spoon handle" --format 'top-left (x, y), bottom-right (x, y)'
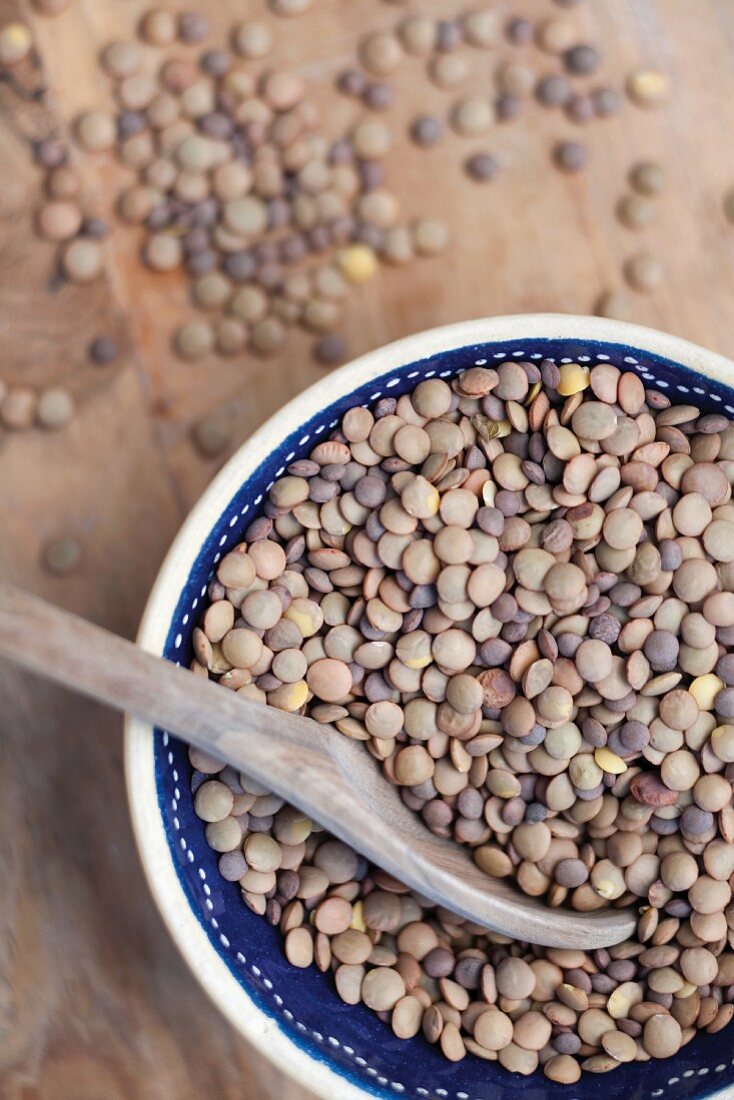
top-left (0, 581), bottom-right (339, 796)
top-left (0, 583), bottom-right (638, 948)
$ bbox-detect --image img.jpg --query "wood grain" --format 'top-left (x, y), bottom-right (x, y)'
top-left (2, 0), bottom-right (734, 1096)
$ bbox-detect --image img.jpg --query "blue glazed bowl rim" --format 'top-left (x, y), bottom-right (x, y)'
top-left (124, 314), bottom-right (734, 1100)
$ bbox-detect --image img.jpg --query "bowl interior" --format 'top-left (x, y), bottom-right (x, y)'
top-left (153, 333), bottom-right (734, 1100)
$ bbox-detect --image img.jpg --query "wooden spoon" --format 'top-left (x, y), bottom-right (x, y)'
top-left (0, 582), bottom-right (635, 948)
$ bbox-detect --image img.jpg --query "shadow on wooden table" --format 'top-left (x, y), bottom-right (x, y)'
top-left (0, 663), bottom-right (314, 1100)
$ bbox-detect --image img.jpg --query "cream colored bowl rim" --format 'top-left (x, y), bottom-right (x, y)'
top-left (124, 314), bottom-right (734, 1100)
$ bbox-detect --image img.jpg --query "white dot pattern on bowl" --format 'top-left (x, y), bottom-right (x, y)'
top-left (159, 347), bottom-right (734, 1100)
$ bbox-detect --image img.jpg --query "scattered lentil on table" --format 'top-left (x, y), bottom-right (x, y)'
top-left (624, 252), bottom-right (665, 294)
top-left (595, 290), bottom-right (634, 322)
top-left (626, 68), bottom-right (671, 109)
top-left (0, 22), bottom-right (33, 66)
top-left (42, 534), bottom-right (82, 575)
top-left (64, 9), bottom-right (452, 366)
top-left (17, 1), bottom-right (671, 374)
top-left (190, 358), bottom-right (734, 1082)
top-left (192, 407), bottom-right (233, 457)
top-left (36, 386), bottom-right (75, 430)
top-left (630, 161), bottom-right (667, 197)
top-left (0, 386), bottom-right (38, 430)
top-left (88, 336), bottom-right (119, 365)
top-left (617, 193), bottom-right (655, 231)
top-left (464, 152), bottom-right (500, 183)
top-left (553, 140), bottom-right (588, 173)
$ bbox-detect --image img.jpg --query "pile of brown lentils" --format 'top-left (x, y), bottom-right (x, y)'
top-left (21, 0), bottom-right (666, 371)
top-left (70, 11), bottom-right (447, 367)
top-left (190, 358), bottom-right (734, 1082)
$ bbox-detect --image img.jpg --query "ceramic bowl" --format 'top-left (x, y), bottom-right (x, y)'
top-left (125, 314), bottom-right (734, 1100)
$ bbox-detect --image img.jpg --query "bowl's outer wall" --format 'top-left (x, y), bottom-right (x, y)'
top-left (149, 331), bottom-right (734, 1100)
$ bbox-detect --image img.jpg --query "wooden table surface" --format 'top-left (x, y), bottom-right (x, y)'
top-left (2, 1), bottom-right (734, 1096)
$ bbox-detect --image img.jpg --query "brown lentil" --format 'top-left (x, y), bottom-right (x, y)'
top-left (1, 386), bottom-right (38, 430)
top-left (595, 291), bottom-right (634, 322)
top-left (75, 110), bottom-right (116, 153)
top-left (465, 153), bottom-right (500, 183)
top-left (624, 253), bottom-right (664, 293)
top-left (536, 17), bottom-right (576, 54)
top-left (626, 69), bottom-right (671, 109)
top-left (554, 141), bottom-right (588, 173)
top-left (617, 193), bottom-right (655, 231)
top-left (36, 387), bottom-right (75, 430)
top-left (232, 22), bottom-right (273, 59)
top-left (630, 161), bottom-right (667, 196)
top-left (42, 534), bottom-right (82, 575)
top-left (60, 239), bottom-right (104, 283)
top-left (451, 97), bottom-right (494, 138)
top-left (0, 22), bottom-right (33, 65)
top-left (37, 201), bottom-right (83, 242)
top-left (88, 337), bottom-right (119, 365)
